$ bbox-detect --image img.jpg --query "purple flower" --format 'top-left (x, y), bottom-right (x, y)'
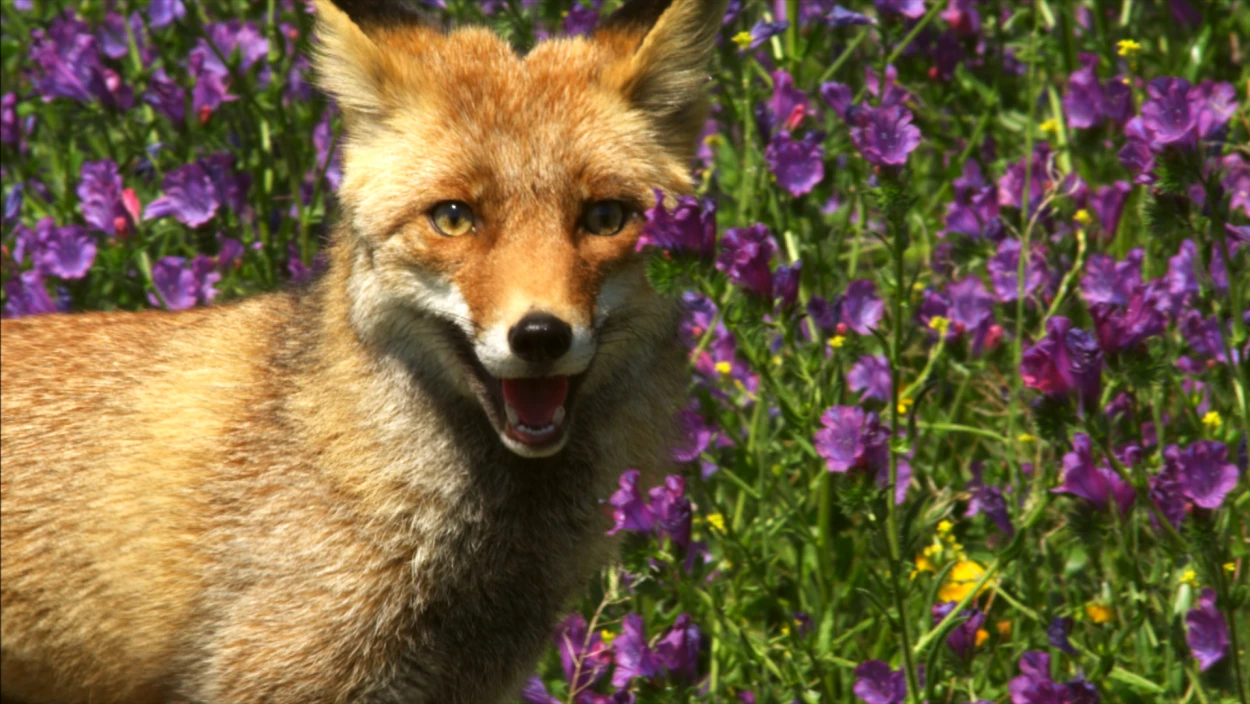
top-left (1186, 588), bottom-right (1229, 671)
top-left (189, 61), bottom-right (236, 122)
top-left (1063, 54), bottom-right (1103, 129)
top-left (562, 4), bottom-right (599, 34)
top-left (672, 404), bottom-right (713, 462)
top-left (1, 92), bottom-right (18, 148)
top-left (841, 279), bottom-right (884, 335)
top-left (766, 70), bottom-right (810, 134)
top-left (145, 162), bottom-right (220, 228)
top-left (745, 20), bottom-right (788, 50)
top-left (827, 5), bottom-right (874, 26)
top-left (148, 0), bottom-right (187, 29)
top-left (1149, 453), bottom-right (1187, 528)
top-left (1140, 77), bottom-right (1203, 145)
top-left (1019, 317), bottom-right (1103, 410)
top-left (1169, 441), bottom-right (1239, 509)
top-left (607, 469), bottom-right (654, 535)
top-left (1053, 434), bottom-right (1134, 515)
top-left (874, 0), bottom-right (926, 19)
top-left (519, 677), bottom-right (560, 704)
top-left (554, 613), bottom-right (611, 690)
top-left (1089, 182), bottom-right (1130, 239)
top-left (848, 354), bottom-right (892, 403)
top-left (4, 183), bottom-right (22, 222)
top-left (612, 613), bottom-right (664, 686)
top-left (148, 255), bottom-right (221, 310)
top-left (1166, 239), bottom-right (1200, 300)
top-left (144, 68), bottom-right (186, 125)
top-left (766, 130), bottom-right (825, 196)
top-left (1090, 289), bottom-right (1167, 353)
top-left (987, 239), bottom-right (1048, 303)
top-left (932, 602), bottom-right (985, 660)
top-left (1223, 153), bottom-right (1250, 217)
top-left (201, 153), bottom-right (251, 214)
top-left (1010, 651), bottom-right (1101, 704)
top-left (1047, 617), bottom-right (1076, 655)
top-left (814, 406), bottom-right (910, 503)
top-left (998, 144), bottom-right (1052, 212)
top-left (773, 260), bottom-right (801, 308)
top-left (649, 476), bottom-right (692, 551)
top-left (966, 463), bottom-right (1015, 538)
top-left (655, 613), bottom-right (701, 682)
top-left (849, 105), bottom-right (921, 167)
top-left (716, 224), bottom-right (777, 299)
top-left (98, 12), bottom-right (145, 60)
top-left (1179, 310), bottom-right (1233, 365)
top-left (819, 81), bottom-right (853, 120)
top-left (941, 0), bottom-right (980, 34)
top-left (853, 660), bottom-right (908, 704)
top-left (29, 14), bottom-right (133, 109)
top-left (2, 269), bottom-right (61, 318)
top-left (636, 190), bottom-right (716, 258)
top-left (35, 223), bottom-right (96, 280)
top-left (944, 161), bottom-right (1003, 241)
top-left (77, 160), bottom-right (134, 236)
top-left (1081, 250), bottom-right (1143, 306)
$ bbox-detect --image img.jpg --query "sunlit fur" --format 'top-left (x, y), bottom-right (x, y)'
top-left (0, 0), bottom-right (725, 701)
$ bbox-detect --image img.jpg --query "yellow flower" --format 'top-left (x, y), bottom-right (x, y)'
top-left (601, 629), bottom-right (616, 646)
top-left (975, 628), bottom-right (990, 647)
top-left (1085, 602), bottom-right (1114, 624)
top-left (1074, 209), bottom-right (1092, 225)
top-left (1203, 411), bottom-right (1222, 431)
top-left (1224, 562), bottom-right (1236, 575)
top-left (714, 360), bottom-right (733, 376)
top-left (1018, 433), bottom-right (1038, 443)
top-left (828, 335), bottom-right (846, 349)
top-left (1040, 118), bottom-right (1060, 134)
top-left (703, 133), bottom-right (724, 147)
top-left (706, 512), bottom-right (726, 533)
top-left (772, 355), bottom-right (783, 367)
top-left (897, 397), bottom-right (914, 415)
top-left (911, 553), bottom-right (936, 579)
top-left (995, 619), bottom-right (1012, 638)
top-left (937, 520), bottom-right (954, 537)
top-left (1180, 568), bottom-right (1199, 587)
top-left (938, 560), bottom-right (987, 602)
top-left (1116, 39), bottom-right (1142, 57)
top-left (731, 31), bottom-right (753, 49)
top-left (928, 315), bottom-right (951, 336)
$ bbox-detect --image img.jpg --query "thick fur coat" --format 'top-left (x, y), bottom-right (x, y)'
top-left (0, 0), bottom-right (723, 700)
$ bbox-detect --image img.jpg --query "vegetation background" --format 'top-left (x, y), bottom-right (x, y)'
top-left (1, 0), bottom-right (1248, 701)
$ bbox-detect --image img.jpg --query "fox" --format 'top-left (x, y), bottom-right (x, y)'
top-left (0, 0), bottom-right (725, 700)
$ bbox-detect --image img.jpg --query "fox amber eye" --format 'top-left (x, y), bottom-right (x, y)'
top-left (430, 201), bottom-right (475, 237)
top-left (581, 200), bottom-right (628, 236)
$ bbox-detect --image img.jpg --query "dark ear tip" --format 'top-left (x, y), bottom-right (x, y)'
top-left (326, 0), bottom-right (441, 29)
top-left (598, 0), bottom-right (676, 33)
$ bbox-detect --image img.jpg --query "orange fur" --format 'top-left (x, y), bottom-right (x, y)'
top-left (0, 0), bottom-right (724, 700)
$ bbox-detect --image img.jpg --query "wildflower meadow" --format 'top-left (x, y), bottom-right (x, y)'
top-left (2, 0), bottom-right (1248, 701)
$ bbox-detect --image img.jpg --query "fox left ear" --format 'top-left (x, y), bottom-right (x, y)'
top-left (311, 0), bottom-right (439, 123)
top-left (597, 0), bottom-right (727, 156)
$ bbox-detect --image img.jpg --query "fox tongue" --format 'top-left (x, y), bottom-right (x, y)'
top-left (501, 376), bottom-right (569, 428)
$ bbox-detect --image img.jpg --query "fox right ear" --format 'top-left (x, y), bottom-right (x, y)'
top-left (597, 0), bottom-right (727, 155)
top-left (311, 0), bottom-right (438, 121)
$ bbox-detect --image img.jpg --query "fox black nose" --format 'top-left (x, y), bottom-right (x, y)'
top-left (509, 313), bottom-right (573, 363)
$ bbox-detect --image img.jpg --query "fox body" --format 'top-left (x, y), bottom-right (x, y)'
top-left (0, 0), bottom-right (723, 701)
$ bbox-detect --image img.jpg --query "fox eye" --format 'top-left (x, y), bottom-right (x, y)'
top-left (581, 201), bottom-right (628, 236)
top-left (430, 201), bottom-right (475, 237)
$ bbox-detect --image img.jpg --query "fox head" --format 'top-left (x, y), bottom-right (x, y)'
top-left (312, 0), bottom-right (723, 457)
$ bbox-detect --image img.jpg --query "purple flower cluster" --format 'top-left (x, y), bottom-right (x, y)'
top-left (1009, 651), bottom-right (1099, 704)
top-left (145, 154), bottom-right (250, 228)
top-left (1019, 317), bottom-right (1102, 412)
top-left (1119, 77), bottom-right (1238, 182)
top-left (636, 190), bottom-right (716, 258)
top-left (853, 660), bottom-right (916, 704)
top-left (1052, 434), bottom-right (1135, 515)
top-left (29, 13), bottom-right (135, 110)
top-left (607, 470), bottom-right (695, 554)
top-left (814, 405), bottom-right (911, 503)
top-left (932, 601), bottom-right (986, 660)
top-left (1061, 54), bottom-right (1133, 130)
top-left (526, 611), bottom-right (702, 703)
top-left (148, 255), bottom-right (220, 310)
top-left (1149, 440), bottom-right (1241, 526)
top-left (1185, 588), bottom-right (1230, 671)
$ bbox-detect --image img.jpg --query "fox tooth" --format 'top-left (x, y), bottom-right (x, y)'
top-left (505, 404), bottom-right (519, 426)
top-left (553, 406), bottom-right (566, 426)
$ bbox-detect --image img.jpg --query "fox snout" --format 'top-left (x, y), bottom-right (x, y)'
top-left (508, 313), bottom-right (573, 364)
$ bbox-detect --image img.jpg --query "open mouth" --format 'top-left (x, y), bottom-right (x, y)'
top-left (442, 321), bottom-right (583, 457)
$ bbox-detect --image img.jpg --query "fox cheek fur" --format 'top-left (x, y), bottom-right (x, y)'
top-left (0, 0), bottom-right (725, 701)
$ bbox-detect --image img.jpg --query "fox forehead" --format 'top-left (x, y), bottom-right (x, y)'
top-left (339, 30), bottom-right (686, 237)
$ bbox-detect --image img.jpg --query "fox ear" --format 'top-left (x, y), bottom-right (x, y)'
top-left (598, 0), bottom-right (727, 154)
top-left (311, 0), bottom-right (438, 121)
